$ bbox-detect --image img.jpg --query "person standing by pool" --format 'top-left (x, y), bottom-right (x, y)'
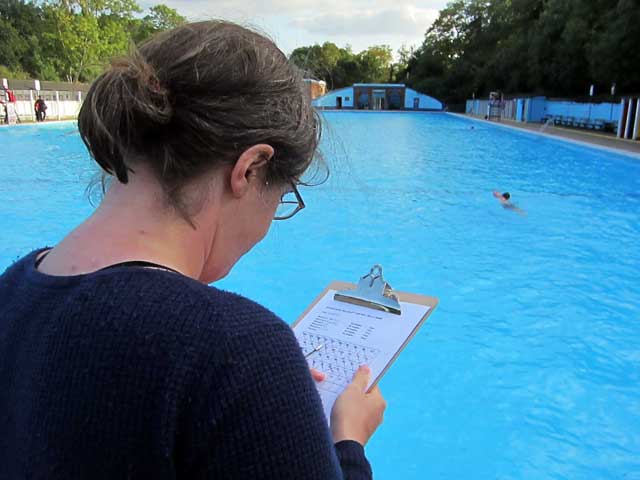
top-left (493, 190), bottom-right (526, 215)
top-left (2, 86), bottom-right (18, 124)
top-left (0, 21), bottom-right (385, 479)
top-left (34, 95), bottom-right (47, 121)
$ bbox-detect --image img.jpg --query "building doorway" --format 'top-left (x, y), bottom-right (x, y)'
top-left (413, 98), bottom-right (420, 110)
top-left (336, 97), bottom-right (342, 109)
top-left (372, 90), bottom-right (385, 110)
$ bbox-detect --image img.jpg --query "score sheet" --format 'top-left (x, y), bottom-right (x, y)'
top-left (293, 289), bottom-right (431, 421)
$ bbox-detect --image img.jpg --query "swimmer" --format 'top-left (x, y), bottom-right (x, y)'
top-left (493, 191), bottom-right (526, 216)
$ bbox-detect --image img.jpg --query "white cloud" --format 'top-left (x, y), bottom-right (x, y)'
top-left (140, 0), bottom-right (312, 19)
top-left (141, 0), bottom-right (446, 19)
top-left (138, 0), bottom-right (447, 54)
top-left (290, 5), bottom-right (439, 37)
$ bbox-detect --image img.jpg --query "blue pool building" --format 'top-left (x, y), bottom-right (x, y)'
top-left (312, 83), bottom-right (443, 111)
top-left (466, 94), bottom-right (640, 141)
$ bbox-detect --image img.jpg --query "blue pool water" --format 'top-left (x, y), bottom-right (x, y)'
top-left (1, 114), bottom-right (639, 479)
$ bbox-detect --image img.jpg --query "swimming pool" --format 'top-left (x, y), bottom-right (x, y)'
top-left (1, 113), bottom-right (639, 479)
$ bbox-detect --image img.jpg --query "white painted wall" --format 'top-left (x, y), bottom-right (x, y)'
top-left (312, 87), bottom-right (354, 108)
top-left (313, 86), bottom-right (443, 110)
top-left (6, 98), bottom-right (81, 122)
top-left (404, 88), bottom-right (443, 110)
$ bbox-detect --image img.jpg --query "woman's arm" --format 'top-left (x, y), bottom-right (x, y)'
top-left (184, 308), bottom-right (372, 479)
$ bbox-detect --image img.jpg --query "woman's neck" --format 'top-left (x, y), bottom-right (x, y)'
top-left (37, 173), bottom-right (218, 282)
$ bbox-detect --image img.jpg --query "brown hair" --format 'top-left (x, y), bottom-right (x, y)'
top-left (78, 21), bottom-right (322, 217)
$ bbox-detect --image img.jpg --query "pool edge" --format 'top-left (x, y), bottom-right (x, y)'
top-left (448, 112), bottom-right (640, 160)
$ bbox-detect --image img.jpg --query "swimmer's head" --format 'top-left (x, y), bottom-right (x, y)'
top-left (502, 192), bottom-right (510, 200)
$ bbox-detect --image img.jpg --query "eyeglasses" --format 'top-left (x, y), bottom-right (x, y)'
top-left (274, 181), bottom-right (305, 220)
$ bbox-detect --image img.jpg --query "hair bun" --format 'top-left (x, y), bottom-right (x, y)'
top-left (77, 53), bottom-right (174, 184)
top-left (79, 21), bottom-right (322, 216)
top-left (110, 54), bottom-right (173, 127)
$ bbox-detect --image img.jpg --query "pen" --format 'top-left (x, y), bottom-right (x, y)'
top-left (305, 343), bottom-right (324, 358)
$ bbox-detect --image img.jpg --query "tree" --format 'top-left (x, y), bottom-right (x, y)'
top-left (41, 0), bottom-right (141, 82)
top-left (0, 0), bottom-right (53, 78)
top-left (289, 42), bottom-right (346, 89)
top-left (290, 43), bottom-right (393, 88)
top-left (406, 0), bottom-right (639, 105)
top-left (145, 4), bottom-right (183, 30)
top-left (358, 45), bottom-right (393, 83)
top-left (0, 0), bottom-right (186, 82)
top-left (589, 0), bottom-right (640, 94)
top-left (392, 44), bottom-right (413, 82)
top-left (132, 3), bottom-right (185, 43)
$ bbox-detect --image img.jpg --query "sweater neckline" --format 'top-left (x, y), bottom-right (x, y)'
top-left (22, 248), bottom-right (183, 289)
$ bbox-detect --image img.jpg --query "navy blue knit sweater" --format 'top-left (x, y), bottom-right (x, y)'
top-left (0, 249), bottom-right (372, 479)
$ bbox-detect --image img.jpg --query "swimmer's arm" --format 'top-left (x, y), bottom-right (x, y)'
top-left (501, 203), bottom-right (527, 216)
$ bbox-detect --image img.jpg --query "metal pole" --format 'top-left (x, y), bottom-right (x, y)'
top-left (634, 98), bottom-right (640, 141)
top-left (617, 99), bottom-right (625, 138)
top-left (29, 89), bottom-right (35, 122)
top-left (624, 98), bottom-right (634, 139)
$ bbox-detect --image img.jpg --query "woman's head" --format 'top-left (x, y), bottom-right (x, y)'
top-left (78, 21), bottom-right (322, 280)
top-left (79, 20), bottom-right (320, 213)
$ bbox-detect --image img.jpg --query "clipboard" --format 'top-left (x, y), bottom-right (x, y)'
top-left (292, 265), bottom-right (438, 394)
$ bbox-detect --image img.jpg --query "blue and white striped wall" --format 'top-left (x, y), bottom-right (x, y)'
top-left (312, 84), bottom-right (443, 111)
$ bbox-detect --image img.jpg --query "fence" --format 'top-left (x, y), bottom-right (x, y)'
top-left (2, 78), bottom-right (89, 123)
top-left (465, 96), bottom-right (627, 134)
top-left (8, 90), bottom-right (83, 122)
top-left (465, 99), bottom-right (517, 120)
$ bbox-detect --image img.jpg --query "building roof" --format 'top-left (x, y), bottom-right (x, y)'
top-left (352, 83), bottom-right (406, 88)
top-left (3, 79), bottom-right (90, 92)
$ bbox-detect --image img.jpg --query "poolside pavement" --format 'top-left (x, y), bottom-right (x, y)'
top-left (462, 113), bottom-right (640, 158)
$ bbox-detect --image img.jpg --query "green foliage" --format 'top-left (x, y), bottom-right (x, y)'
top-left (0, 0), bottom-right (184, 82)
top-left (407, 0), bottom-right (640, 105)
top-left (0, 0), bottom-right (50, 78)
top-left (131, 3), bottom-right (185, 44)
top-left (290, 42), bottom-right (396, 89)
top-left (4, 0), bottom-right (637, 102)
top-left (0, 63), bottom-right (30, 79)
top-left (357, 46), bottom-right (393, 83)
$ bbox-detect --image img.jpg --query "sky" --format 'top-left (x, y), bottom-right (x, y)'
top-left (139, 0), bottom-right (449, 57)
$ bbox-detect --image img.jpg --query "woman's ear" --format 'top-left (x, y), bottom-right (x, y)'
top-left (229, 144), bottom-right (275, 198)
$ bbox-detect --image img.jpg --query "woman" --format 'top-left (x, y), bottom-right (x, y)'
top-left (0, 21), bottom-right (385, 479)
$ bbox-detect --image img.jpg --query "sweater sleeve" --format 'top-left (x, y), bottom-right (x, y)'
top-left (182, 301), bottom-right (372, 480)
top-left (335, 441), bottom-right (373, 480)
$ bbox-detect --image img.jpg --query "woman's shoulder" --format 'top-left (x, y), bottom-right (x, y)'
top-left (2, 249), bottom-right (299, 367)
top-left (4, 249), bottom-right (290, 347)
top-left (97, 267), bottom-right (289, 339)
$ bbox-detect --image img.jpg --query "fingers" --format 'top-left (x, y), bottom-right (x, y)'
top-left (367, 386), bottom-right (387, 408)
top-left (310, 368), bottom-right (325, 382)
top-left (350, 365), bottom-right (371, 393)
top-left (365, 385), bottom-right (387, 426)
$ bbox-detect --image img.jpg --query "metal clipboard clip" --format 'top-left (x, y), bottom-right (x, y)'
top-left (334, 265), bottom-right (402, 315)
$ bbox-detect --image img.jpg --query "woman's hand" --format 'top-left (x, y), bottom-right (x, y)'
top-left (310, 368), bottom-right (325, 382)
top-left (329, 365), bottom-right (386, 446)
